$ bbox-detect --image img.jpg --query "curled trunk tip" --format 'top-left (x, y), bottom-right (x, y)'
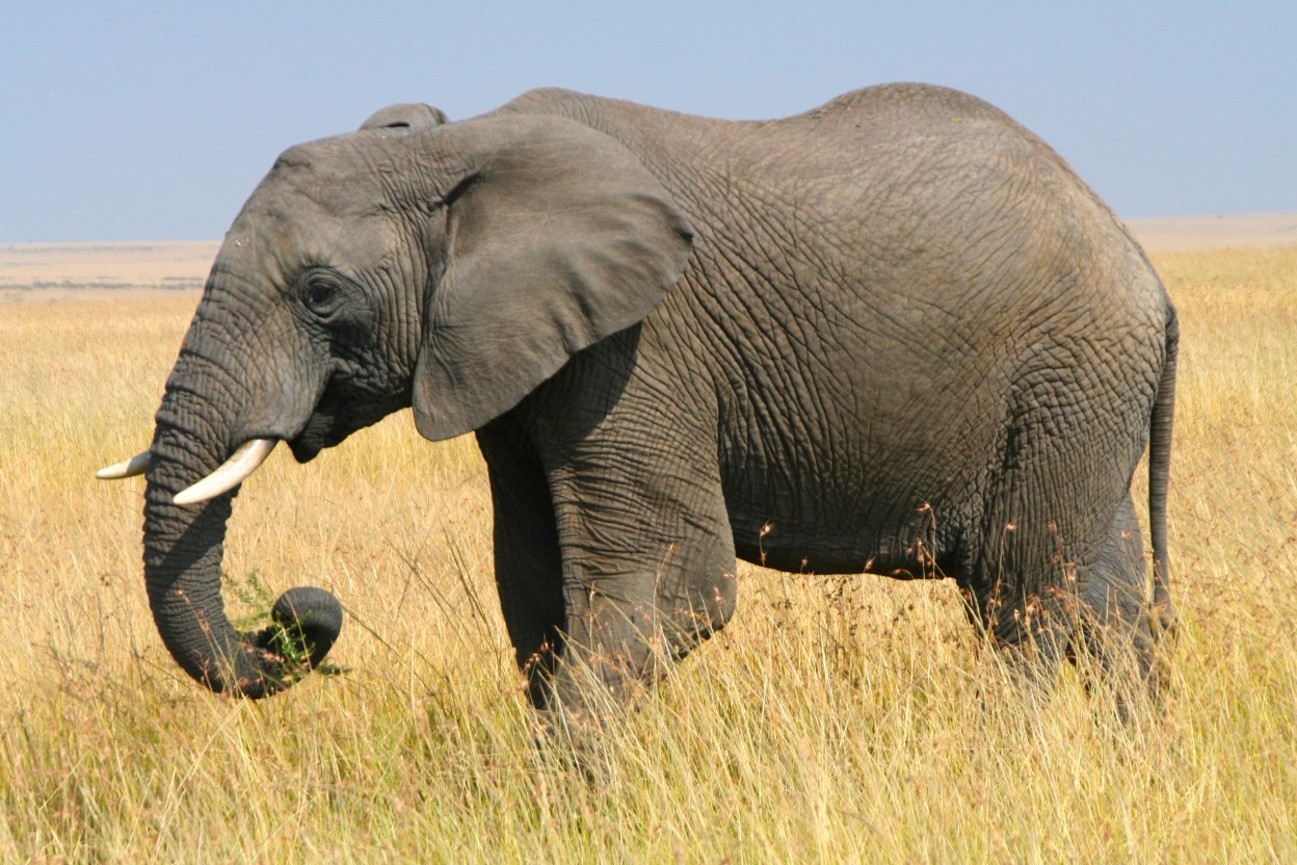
top-left (265, 586), bottom-right (345, 673)
top-left (188, 586), bottom-right (344, 698)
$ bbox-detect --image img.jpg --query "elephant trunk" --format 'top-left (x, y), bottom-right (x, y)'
top-left (143, 350), bottom-right (342, 697)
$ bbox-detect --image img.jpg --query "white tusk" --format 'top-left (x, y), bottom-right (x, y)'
top-left (174, 438), bottom-right (277, 506)
top-left (96, 450), bottom-right (152, 480)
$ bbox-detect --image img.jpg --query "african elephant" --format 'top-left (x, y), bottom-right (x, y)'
top-left (101, 83), bottom-right (1178, 717)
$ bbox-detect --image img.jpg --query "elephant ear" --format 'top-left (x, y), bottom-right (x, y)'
top-left (410, 115), bottom-right (695, 441)
top-left (360, 103), bottom-right (449, 130)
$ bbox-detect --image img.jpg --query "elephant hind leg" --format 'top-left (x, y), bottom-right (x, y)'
top-left (1070, 494), bottom-right (1165, 717)
top-left (958, 498), bottom-right (1080, 696)
top-left (962, 495), bottom-right (1164, 720)
top-left (960, 571), bottom-right (1074, 701)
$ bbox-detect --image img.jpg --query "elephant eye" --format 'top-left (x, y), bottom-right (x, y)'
top-left (303, 279), bottom-right (339, 315)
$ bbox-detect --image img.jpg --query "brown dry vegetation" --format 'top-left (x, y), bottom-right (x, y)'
top-left (1, 246), bottom-right (1294, 862)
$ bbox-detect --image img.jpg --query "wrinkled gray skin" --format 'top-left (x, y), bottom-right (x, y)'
top-left (137, 84), bottom-right (1177, 713)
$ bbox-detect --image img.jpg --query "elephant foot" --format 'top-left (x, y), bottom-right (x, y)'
top-left (529, 704), bottom-right (618, 783)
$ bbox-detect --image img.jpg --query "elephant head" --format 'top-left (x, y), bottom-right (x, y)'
top-left (102, 104), bottom-right (693, 697)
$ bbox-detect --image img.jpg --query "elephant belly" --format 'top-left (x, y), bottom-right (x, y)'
top-left (724, 480), bottom-right (971, 580)
top-left (714, 370), bottom-right (991, 582)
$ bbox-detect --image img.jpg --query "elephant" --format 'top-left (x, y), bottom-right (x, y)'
top-left (100, 83), bottom-right (1178, 720)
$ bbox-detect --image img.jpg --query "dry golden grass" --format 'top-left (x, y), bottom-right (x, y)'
top-left (2, 246), bottom-right (1295, 862)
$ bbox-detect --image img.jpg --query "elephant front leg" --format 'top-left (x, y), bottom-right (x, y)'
top-left (554, 551), bottom-right (738, 713)
top-left (542, 455), bottom-right (739, 719)
top-left (476, 418), bottom-right (566, 708)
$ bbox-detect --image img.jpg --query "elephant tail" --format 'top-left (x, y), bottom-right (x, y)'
top-left (1148, 304), bottom-right (1178, 631)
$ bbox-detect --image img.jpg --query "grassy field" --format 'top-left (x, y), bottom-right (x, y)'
top-left (1, 246), bottom-right (1294, 862)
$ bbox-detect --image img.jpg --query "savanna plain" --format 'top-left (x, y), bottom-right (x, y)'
top-left (1, 242), bottom-right (1295, 862)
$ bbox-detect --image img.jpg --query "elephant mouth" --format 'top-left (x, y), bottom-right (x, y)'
top-left (287, 411), bottom-right (349, 464)
top-left (287, 435), bottom-right (327, 464)
top-left (286, 378), bottom-right (410, 464)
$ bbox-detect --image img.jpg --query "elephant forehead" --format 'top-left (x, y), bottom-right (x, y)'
top-left (221, 193), bottom-right (398, 281)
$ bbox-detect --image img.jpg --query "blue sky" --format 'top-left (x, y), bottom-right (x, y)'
top-left (2, 1), bottom-right (1292, 241)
